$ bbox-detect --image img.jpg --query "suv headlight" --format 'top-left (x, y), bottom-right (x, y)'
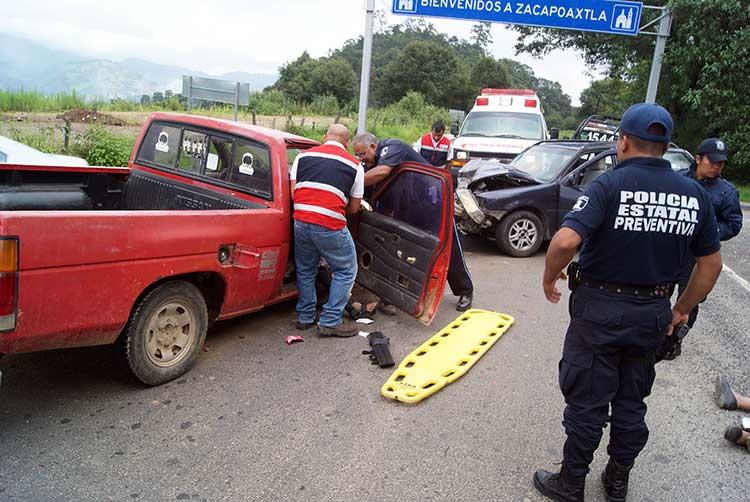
top-left (456, 150), bottom-right (469, 160)
top-left (456, 188), bottom-right (484, 224)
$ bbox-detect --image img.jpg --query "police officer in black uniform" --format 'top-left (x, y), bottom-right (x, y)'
top-left (664, 137), bottom-right (742, 359)
top-left (352, 132), bottom-right (474, 311)
top-left (533, 103), bottom-right (723, 502)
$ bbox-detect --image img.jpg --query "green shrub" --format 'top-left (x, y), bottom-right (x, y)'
top-left (72, 126), bottom-right (135, 167)
top-left (310, 95), bottom-right (340, 116)
top-left (4, 125), bottom-right (62, 153)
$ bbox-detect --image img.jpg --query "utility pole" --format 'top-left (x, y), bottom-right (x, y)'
top-left (643, 7), bottom-right (673, 104)
top-left (357, 0), bottom-right (376, 134)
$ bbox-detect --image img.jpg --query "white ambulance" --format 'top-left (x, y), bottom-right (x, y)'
top-left (448, 88), bottom-right (557, 172)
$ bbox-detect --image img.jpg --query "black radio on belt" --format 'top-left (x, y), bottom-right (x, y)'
top-left (567, 261), bottom-right (581, 292)
top-left (656, 325), bottom-right (690, 363)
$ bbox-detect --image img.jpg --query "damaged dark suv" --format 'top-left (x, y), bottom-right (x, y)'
top-left (454, 140), bottom-right (694, 257)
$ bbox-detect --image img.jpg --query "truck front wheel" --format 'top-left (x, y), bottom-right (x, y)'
top-left (116, 281), bottom-right (208, 386)
top-left (495, 210), bottom-right (544, 257)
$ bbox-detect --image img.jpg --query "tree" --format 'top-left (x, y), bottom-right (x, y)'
top-left (499, 59), bottom-right (539, 89)
top-left (470, 22), bottom-right (493, 54)
top-left (511, 0), bottom-right (750, 182)
top-left (276, 52), bottom-right (317, 103)
top-left (152, 91), bottom-right (164, 103)
top-left (309, 57), bottom-right (358, 107)
top-left (470, 57), bottom-right (512, 90)
top-left (377, 40), bottom-right (468, 108)
top-left (140, 94), bottom-right (151, 106)
top-left (577, 78), bottom-right (630, 119)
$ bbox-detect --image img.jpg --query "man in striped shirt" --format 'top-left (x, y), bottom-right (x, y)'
top-left (417, 119), bottom-right (451, 168)
top-left (290, 124), bottom-right (364, 337)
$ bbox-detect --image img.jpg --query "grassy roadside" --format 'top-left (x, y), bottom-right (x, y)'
top-left (738, 185), bottom-right (750, 204)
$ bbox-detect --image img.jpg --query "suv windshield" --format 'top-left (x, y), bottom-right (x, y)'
top-left (461, 111), bottom-right (543, 140)
top-left (510, 144), bottom-right (580, 182)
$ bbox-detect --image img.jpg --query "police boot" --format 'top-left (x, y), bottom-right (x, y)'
top-left (533, 464), bottom-right (585, 502)
top-left (601, 458), bottom-right (633, 502)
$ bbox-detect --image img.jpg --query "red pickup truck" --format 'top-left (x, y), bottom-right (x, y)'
top-left (0, 113), bottom-right (453, 386)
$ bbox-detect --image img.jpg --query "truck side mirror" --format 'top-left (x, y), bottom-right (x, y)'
top-left (549, 128), bottom-right (560, 140)
top-left (450, 123), bottom-right (459, 136)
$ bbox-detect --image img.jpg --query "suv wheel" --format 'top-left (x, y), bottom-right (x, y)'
top-left (496, 211), bottom-right (543, 257)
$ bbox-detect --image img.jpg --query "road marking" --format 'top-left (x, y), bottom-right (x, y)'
top-left (722, 264), bottom-right (750, 294)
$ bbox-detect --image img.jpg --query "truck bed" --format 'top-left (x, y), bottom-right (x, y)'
top-left (0, 164), bottom-right (266, 211)
top-left (0, 163), bottom-right (292, 355)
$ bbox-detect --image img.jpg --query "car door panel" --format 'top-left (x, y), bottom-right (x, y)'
top-left (557, 151), bottom-right (617, 227)
top-left (356, 211), bottom-right (440, 314)
top-left (354, 164), bottom-right (452, 325)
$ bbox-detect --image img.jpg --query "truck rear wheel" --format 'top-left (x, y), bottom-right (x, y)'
top-left (116, 281), bottom-right (208, 386)
top-left (495, 210), bottom-right (543, 257)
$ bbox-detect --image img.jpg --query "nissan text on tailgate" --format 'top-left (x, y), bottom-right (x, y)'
top-left (0, 113), bottom-right (454, 386)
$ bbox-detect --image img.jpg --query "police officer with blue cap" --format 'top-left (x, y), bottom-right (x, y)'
top-left (533, 103), bottom-right (723, 502)
top-left (664, 137), bottom-right (743, 359)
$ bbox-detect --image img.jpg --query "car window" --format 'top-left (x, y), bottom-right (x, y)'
top-left (203, 136), bottom-right (233, 180)
top-left (287, 148), bottom-right (301, 173)
top-left (374, 170), bottom-right (443, 235)
top-left (231, 139), bottom-right (273, 199)
top-left (664, 150), bottom-right (692, 171)
top-left (510, 144), bottom-right (580, 182)
top-left (576, 154), bottom-right (616, 187)
top-left (178, 129), bottom-right (208, 174)
top-left (136, 124), bottom-right (181, 169)
top-left (0, 150), bottom-right (6, 163)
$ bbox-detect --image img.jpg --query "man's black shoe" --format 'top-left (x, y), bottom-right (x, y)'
top-left (715, 373), bottom-right (738, 410)
top-left (601, 458), bottom-right (633, 502)
top-left (317, 323), bottom-right (358, 338)
top-left (456, 294), bottom-right (472, 311)
top-left (295, 320), bottom-right (316, 331)
top-left (533, 467), bottom-right (584, 502)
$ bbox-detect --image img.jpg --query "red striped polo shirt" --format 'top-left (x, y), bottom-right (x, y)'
top-left (290, 141), bottom-right (364, 230)
top-left (418, 132), bottom-right (451, 168)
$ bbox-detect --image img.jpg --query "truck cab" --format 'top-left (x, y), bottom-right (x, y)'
top-left (448, 89), bottom-right (556, 179)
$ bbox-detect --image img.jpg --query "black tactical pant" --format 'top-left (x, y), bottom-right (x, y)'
top-left (560, 286), bottom-right (671, 479)
top-left (448, 220), bottom-right (473, 297)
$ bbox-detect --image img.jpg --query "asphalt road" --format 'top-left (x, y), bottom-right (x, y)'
top-left (1, 209), bottom-right (749, 502)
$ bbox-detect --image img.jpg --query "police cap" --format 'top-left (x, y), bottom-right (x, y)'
top-left (620, 103), bottom-right (674, 143)
top-left (697, 137), bottom-right (728, 163)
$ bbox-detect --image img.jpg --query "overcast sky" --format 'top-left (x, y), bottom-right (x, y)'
top-left (3, 0), bottom-right (599, 105)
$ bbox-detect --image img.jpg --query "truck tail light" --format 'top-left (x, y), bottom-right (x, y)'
top-left (475, 97), bottom-right (489, 106)
top-left (525, 99), bottom-right (537, 108)
top-left (0, 238), bottom-right (18, 331)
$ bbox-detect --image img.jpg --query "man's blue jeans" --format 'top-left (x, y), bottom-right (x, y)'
top-left (294, 220), bottom-right (357, 328)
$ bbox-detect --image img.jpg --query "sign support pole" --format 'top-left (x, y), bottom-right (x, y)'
top-left (234, 82), bottom-right (240, 121)
top-left (187, 76), bottom-right (193, 113)
top-left (357, 0), bottom-right (375, 134)
top-left (645, 8), bottom-right (672, 103)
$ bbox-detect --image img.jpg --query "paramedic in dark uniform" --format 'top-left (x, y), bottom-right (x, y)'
top-left (417, 119), bottom-right (451, 168)
top-left (664, 137), bottom-right (742, 359)
top-left (533, 103), bottom-right (722, 502)
top-left (352, 132), bottom-right (474, 311)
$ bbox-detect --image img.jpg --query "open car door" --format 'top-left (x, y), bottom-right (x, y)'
top-left (353, 162), bottom-right (453, 326)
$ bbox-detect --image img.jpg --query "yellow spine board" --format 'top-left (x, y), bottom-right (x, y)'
top-left (381, 309), bottom-right (515, 404)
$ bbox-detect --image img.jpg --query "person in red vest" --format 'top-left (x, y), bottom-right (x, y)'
top-left (417, 120), bottom-right (451, 168)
